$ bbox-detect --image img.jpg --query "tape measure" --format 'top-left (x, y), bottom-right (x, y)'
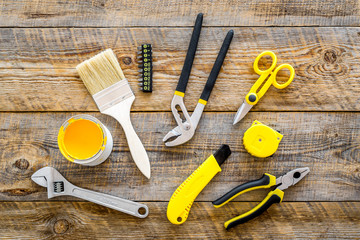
top-left (243, 120), bottom-right (283, 158)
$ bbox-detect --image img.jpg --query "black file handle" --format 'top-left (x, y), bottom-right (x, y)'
top-left (199, 30), bottom-right (234, 102)
top-left (176, 13), bottom-right (203, 93)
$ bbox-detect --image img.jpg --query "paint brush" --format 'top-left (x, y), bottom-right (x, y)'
top-left (76, 49), bottom-right (151, 179)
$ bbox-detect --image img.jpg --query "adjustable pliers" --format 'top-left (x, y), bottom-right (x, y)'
top-left (163, 13), bottom-right (234, 147)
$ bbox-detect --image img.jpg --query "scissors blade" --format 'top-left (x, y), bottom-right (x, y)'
top-left (233, 101), bottom-right (253, 125)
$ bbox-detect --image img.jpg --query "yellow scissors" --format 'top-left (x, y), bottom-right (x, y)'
top-left (233, 51), bottom-right (295, 125)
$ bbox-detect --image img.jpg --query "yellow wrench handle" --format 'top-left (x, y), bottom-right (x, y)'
top-left (167, 155), bottom-right (222, 224)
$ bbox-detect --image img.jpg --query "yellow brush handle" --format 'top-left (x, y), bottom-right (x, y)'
top-left (167, 155), bottom-right (222, 224)
top-left (224, 188), bottom-right (284, 230)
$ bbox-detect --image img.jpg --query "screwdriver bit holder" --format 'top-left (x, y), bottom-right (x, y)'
top-left (137, 44), bottom-right (153, 92)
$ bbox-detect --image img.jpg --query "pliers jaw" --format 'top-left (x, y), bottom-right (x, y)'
top-left (163, 14), bottom-right (234, 146)
top-left (170, 94), bottom-right (193, 131)
top-left (276, 167), bottom-right (310, 191)
top-left (163, 95), bottom-right (195, 147)
top-left (163, 127), bottom-right (194, 147)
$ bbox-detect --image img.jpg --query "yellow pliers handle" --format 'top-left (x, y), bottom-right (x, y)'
top-left (224, 188), bottom-right (284, 229)
top-left (212, 173), bottom-right (283, 229)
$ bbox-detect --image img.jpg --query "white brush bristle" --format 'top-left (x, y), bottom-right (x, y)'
top-left (76, 49), bottom-right (126, 95)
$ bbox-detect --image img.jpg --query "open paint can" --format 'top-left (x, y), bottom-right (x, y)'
top-left (58, 114), bottom-right (113, 166)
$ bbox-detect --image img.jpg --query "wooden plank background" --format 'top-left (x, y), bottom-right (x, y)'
top-left (1, 27), bottom-right (360, 111)
top-left (1, 0), bottom-right (359, 27)
top-left (0, 0), bottom-right (359, 239)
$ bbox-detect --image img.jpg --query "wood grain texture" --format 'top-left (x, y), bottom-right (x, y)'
top-left (0, 202), bottom-right (358, 239)
top-left (1, 1), bottom-right (359, 238)
top-left (0, 0), bottom-right (359, 27)
top-left (1, 27), bottom-right (360, 111)
top-left (0, 112), bottom-right (359, 202)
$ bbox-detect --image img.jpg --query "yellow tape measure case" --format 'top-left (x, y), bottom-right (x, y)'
top-left (243, 120), bottom-right (283, 158)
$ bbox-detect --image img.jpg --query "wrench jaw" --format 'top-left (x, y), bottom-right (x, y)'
top-left (31, 167), bottom-right (74, 199)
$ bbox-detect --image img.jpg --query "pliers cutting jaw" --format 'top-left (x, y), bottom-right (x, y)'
top-left (163, 13), bottom-right (234, 146)
top-left (276, 167), bottom-right (310, 191)
top-left (212, 167), bottom-right (310, 229)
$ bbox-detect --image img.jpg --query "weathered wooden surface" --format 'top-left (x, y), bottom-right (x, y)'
top-left (1, 0), bottom-right (359, 27)
top-left (0, 202), bottom-right (358, 239)
top-left (1, 0), bottom-right (359, 238)
top-left (1, 27), bottom-right (360, 111)
top-left (3, 27), bottom-right (359, 70)
top-left (1, 112), bottom-right (359, 202)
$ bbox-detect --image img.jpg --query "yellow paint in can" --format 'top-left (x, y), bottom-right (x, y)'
top-left (62, 119), bottom-right (103, 159)
top-left (58, 115), bottom-right (112, 165)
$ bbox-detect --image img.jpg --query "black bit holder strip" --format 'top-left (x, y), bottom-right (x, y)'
top-left (137, 44), bottom-right (153, 92)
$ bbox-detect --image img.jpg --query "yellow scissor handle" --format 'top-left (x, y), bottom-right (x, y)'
top-left (272, 63), bottom-right (295, 89)
top-left (246, 51), bottom-right (295, 105)
top-left (253, 51), bottom-right (278, 76)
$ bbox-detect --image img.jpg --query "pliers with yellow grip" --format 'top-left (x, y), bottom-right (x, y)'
top-left (163, 13), bottom-right (234, 147)
top-left (212, 167), bottom-right (310, 230)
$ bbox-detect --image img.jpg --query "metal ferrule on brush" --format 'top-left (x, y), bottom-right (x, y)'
top-left (92, 79), bottom-right (134, 112)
